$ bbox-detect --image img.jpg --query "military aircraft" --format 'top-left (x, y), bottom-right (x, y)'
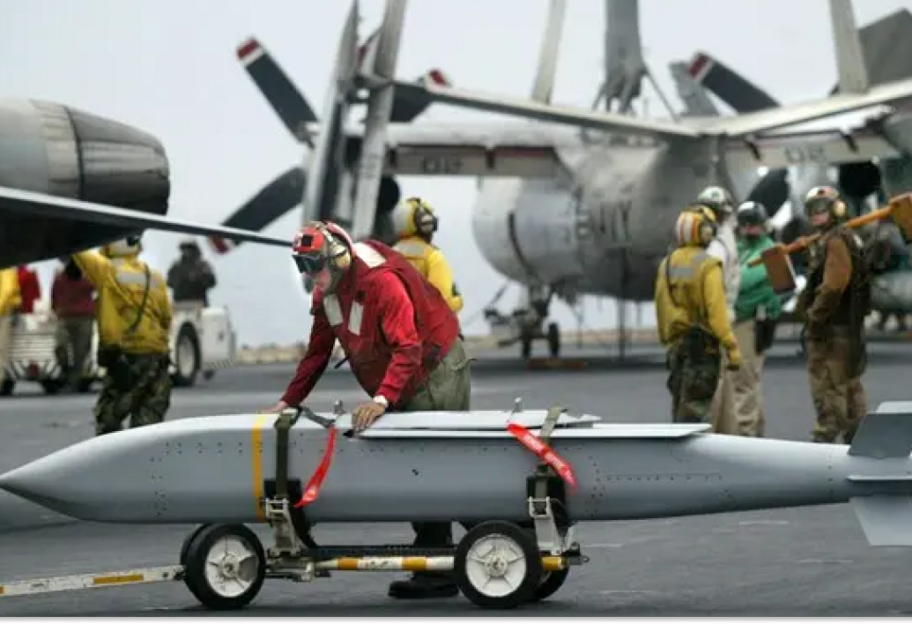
top-left (0, 100), bottom-right (293, 269)
top-left (211, 0), bottom-right (912, 358)
top-left (678, 7), bottom-right (912, 324)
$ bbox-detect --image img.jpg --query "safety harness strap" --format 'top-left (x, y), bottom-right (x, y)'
top-left (274, 408), bottom-right (300, 500)
top-left (535, 406), bottom-right (561, 496)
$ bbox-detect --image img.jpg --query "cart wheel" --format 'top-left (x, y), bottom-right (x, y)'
top-left (530, 567), bottom-right (570, 602)
top-left (183, 524), bottom-right (266, 610)
top-left (180, 524), bottom-right (212, 566)
top-left (179, 524), bottom-right (212, 600)
top-left (454, 520), bottom-right (542, 609)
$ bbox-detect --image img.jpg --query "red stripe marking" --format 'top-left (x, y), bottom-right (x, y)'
top-left (295, 427), bottom-right (337, 508)
top-left (209, 237), bottom-right (230, 254)
top-left (688, 52), bottom-right (710, 79)
top-left (507, 422), bottom-right (578, 490)
top-left (237, 38), bottom-right (260, 61)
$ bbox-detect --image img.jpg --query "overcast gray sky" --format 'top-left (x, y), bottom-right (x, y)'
top-left (1, 0), bottom-right (910, 346)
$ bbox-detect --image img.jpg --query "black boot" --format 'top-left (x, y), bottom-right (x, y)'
top-left (388, 573), bottom-right (458, 599)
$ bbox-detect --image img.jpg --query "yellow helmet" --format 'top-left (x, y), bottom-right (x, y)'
top-left (101, 235), bottom-right (142, 258)
top-left (674, 205), bottom-right (717, 247)
top-left (391, 197), bottom-right (438, 239)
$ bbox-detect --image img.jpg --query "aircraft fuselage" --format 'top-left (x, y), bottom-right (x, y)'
top-left (472, 136), bottom-right (739, 303)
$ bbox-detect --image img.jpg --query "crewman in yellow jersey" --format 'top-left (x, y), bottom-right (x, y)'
top-left (391, 197), bottom-right (464, 313)
top-left (0, 267), bottom-right (21, 391)
top-left (655, 205), bottom-right (742, 425)
top-left (72, 235), bottom-right (173, 435)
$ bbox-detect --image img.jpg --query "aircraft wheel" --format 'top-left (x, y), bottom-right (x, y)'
top-left (183, 523), bottom-right (266, 611)
top-left (547, 322), bottom-right (560, 358)
top-left (520, 336), bottom-right (532, 360)
top-left (0, 378), bottom-right (14, 396)
top-left (454, 520), bottom-right (542, 610)
top-left (530, 567), bottom-right (570, 602)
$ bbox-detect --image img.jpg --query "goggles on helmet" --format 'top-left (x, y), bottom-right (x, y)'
top-left (292, 252), bottom-right (326, 275)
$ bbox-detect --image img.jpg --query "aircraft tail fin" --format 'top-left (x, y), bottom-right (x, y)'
top-left (602, 0), bottom-right (647, 112)
top-left (529, 0), bottom-right (566, 103)
top-left (687, 52), bottom-right (779, 112)
top-left (829, 0), bottom-right (869, 94)
top-left (348, 0), bottom-right (407, 241)
top-left (668, 61), bottom-right (718, 116)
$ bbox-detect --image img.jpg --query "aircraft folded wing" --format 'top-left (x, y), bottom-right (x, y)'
top-left (0, 185), bottom-right (290, 248)
top-left (330, 122), bottom-right (583, 178)
top-left (724, 124), bottom-right (901, 170)
top-left (710, 77), bottom-right (912, 137)
top-left (389, 79), bottom-right (699, 141)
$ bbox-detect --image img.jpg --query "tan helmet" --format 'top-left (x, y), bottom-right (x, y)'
top-left (101, 235), bottom-right (142, 258)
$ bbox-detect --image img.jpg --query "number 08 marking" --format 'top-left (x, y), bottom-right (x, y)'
top-left (420, 156), bottom-right (462, 174)
top-left (783, 145), bottom-right (827, 164)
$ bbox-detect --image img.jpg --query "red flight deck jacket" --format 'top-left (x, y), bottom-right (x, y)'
top-left (281, 240), bottom-right (461, 409)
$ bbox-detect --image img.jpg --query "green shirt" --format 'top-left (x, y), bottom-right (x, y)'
top-left (734, 235), bottom-right (783, 323)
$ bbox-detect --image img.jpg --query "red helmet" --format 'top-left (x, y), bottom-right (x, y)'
top-left (291, 221), bottom-right (353, 275)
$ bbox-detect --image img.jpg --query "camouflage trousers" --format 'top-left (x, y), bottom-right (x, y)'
top-left (95, 352), bottom-right (172, 436)
top-left (806, 337), bottom-right (867, 444)
top-left (400, 339), bottom-right (473, 569)
top-left (667, 338), bottom-right (722, 424)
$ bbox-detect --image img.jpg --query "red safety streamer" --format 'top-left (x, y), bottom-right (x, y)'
top-left (294, 426), bottom-right (338, 508)
top-left (507, 422), bottom-right (578, 490)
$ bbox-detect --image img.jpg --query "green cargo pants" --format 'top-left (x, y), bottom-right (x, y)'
top-left (400, 339), bottom-right (473, 563)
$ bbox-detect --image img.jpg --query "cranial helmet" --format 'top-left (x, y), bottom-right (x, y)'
top-left (697, 186), bottom-right (735, 219)
top-left (391, 197), bottom-right (438, 239)
top-left (102, 235), bottom-right (142, 258)
top-left (804, 185), bottom-right (847, 225)
top-left (291, 221), bottom-right (354, 291)
top-left (675, 205), bottom-right (718, 247)
top-left (736, 201), bottom-right (769, 228)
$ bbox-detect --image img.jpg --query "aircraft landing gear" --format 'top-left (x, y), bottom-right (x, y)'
top-left (487, 285), bottom-right (562, 360)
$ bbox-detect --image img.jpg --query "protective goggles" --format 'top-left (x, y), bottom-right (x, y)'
top-left (805, 199), bottom-right (832, 215)
top-left (292, 252), bottom-right (326, 274)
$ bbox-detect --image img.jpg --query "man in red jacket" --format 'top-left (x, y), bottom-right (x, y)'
top-left (51, 258), bottom-right (97, 391)
top-left (262, 221), bottom-right (472, 600)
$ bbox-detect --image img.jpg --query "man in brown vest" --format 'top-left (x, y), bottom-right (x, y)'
top-left (799, 186), bottom-right (872, 444)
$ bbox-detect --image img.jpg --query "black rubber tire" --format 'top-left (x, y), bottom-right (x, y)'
top-left (179, 524), bottom-right (212, 600)
top-left (454, 520), bottom-right (542, 610)
top-left (183, 523), bottom-right (266, 611)
top-left (530, 567), bottom-right (570, 602)
top-left (0, 378), bottom-right (14, 396)
top-left (172, 325), bottom-right (200, 387)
